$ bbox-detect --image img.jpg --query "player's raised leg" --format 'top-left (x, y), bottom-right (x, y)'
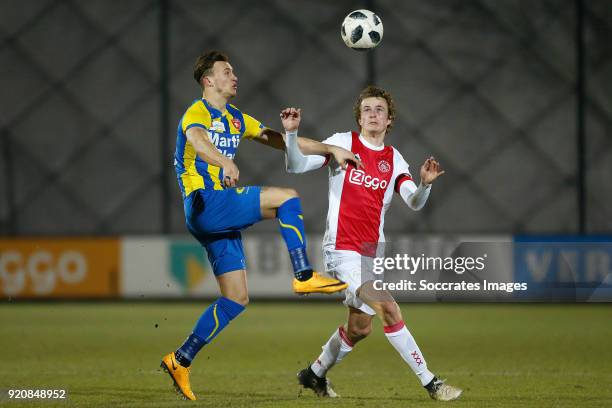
top-left (359, 283), bottom-right (462, 401)
top-left (260, 186), bottom-right (347, 294)
top-left (299, 307), bottom-right (373, 397)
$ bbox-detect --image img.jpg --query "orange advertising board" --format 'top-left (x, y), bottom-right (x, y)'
top-left (0, 239), bottom-right (119, 298)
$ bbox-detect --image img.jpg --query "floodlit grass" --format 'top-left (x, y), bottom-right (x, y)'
top-left (1, 302), bottom-right (611, 407)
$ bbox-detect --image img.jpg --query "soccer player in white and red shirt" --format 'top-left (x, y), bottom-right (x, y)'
top-left (280, 86), bottom-right (462, 401)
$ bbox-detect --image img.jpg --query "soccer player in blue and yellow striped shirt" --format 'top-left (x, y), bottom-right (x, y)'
top-left (161, 51), bottom-right (357, 400)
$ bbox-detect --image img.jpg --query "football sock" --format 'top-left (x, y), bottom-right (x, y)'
top-left (175, 297), bottom-right (245, 367)
top-left (175, 334), bottom-right (204, 367)
top-left (384, 320), bottom-right (435, 386)
top-left (277, 197), bottom-right (312, 281)
top-left (310, 326), bottom-right (354, 378)
top-left (424, 376), bottom-right (440, 392)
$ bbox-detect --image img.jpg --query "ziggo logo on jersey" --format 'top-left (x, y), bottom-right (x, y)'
top-left (348, 168), bottom-right (388, 190)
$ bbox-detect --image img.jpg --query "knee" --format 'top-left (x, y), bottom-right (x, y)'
top-left (347, 322), bottom-right (372, 343)
top-left (236, 294), bottom-right (249, 307)
top-left (277, 188), bottom-right (300, 209)
top-left (264, 187), bottom-right (300, 212)
top-left (282, 188), bottom-right (299, 200)
top-left (224, 293), bottom-right (249, 307)
top-left (378, 301), bottom-right (402, 323)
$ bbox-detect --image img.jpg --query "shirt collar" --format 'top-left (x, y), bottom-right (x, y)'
top-left (359, 134), bottom-right (385, 151)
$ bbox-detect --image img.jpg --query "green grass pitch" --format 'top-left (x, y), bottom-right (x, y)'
top-left (1, 302), bottom-right (611, 407)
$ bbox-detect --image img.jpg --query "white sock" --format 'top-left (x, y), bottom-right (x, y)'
top-left (310, 326), bottom-right (354, 378)
top-left (384, 321), bottom-right (435, 386)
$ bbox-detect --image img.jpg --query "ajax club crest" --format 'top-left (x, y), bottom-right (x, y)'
top-left (378, 160), bottom-right (391, 173)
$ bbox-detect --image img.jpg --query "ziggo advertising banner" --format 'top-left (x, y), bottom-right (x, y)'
top-left (1, 236), bottom-right (610, 300)
top-left (0, 239), bottom-right (119, 298)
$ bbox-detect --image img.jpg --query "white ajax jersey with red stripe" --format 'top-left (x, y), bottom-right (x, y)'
top-left (321, 131), bottom-right (417, 257)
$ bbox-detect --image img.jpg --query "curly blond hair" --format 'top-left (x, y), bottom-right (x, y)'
top-left (353, 85), bottom-right (396, 132)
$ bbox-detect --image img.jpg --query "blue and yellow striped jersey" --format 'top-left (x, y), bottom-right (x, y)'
top-left (174, 98), bottom-right (264, 198)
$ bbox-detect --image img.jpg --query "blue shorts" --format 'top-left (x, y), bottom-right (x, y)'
top-left (184, 186), bottom-right (262, 276)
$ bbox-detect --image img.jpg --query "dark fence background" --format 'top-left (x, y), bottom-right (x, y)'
top-left (1, 0), bottom-right (610, 236)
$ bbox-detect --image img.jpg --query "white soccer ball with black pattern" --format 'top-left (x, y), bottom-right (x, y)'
top-left (341, 9), bottom-right (383, 50)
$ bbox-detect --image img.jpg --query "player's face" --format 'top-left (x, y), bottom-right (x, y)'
top-left (209, 61), bottom-right (238, 98)
top-left (359, 97), bottom-right (391, 135)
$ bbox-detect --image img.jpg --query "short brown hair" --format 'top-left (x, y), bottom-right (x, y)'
top-left (353, 85), bottom-right (396, 131)
top-left (193, 50), bottom-right (230, 87)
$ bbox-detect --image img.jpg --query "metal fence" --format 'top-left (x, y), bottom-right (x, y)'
top-left (1, 0), bottom-right (610, 236)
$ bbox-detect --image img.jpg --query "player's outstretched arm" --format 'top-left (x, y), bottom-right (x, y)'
top-left (400, 157), bottom-right (445, 211)
top-left (252, 128), bottom-right (287, 150)
top-left (250, 108), bottom-right (362, 173)
top-left (251, 126), bottom-right (339, 155)
top-left (285, 127), bottom-right (327, 174)
top-left (255, 126), bottom-right (353, 164)
top-left (280, 107), bottom-right (362, 173)
top-left (186, 127), bottom-right (239, 187)
top-left (251, 127), bottom-right (338, 154)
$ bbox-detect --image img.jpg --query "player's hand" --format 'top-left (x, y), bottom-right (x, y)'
top-left (280, 107), bottom-right (301, 132)
top-left (221, 158), bottom-right (240, 188)
top-left (329, 146), bottom-right (363, 170)
top-left (420, 156), bottom-right (445, 185)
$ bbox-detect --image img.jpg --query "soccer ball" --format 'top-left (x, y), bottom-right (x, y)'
top-left (341, 9), bottom-right (384, 50)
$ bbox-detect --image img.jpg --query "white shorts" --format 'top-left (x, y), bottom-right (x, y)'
top-left (324, 248), bottom-right (377, 315)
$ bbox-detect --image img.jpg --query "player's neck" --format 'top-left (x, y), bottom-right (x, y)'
top-left (202, 91), bottom-right (228, 113)
top-left (360, 130), bottom-right (386, 147)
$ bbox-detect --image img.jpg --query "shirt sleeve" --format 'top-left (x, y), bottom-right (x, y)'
top-left (322, 132), bottom-right (352, 149)
top-left (242, 113), bottom-right (265, 139)
top-left (400, 182), bottom-right (431, 211)
top-left (393, 153), bottom-right (416, 194)
top-left (285, 131), bottom-right (327, 173)
top-left (394, 150), bottom-right (431, 211)
top-left (320, 132), bottom-right (353, 169)
top-left (181, 103), bottom-right (212, 133)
